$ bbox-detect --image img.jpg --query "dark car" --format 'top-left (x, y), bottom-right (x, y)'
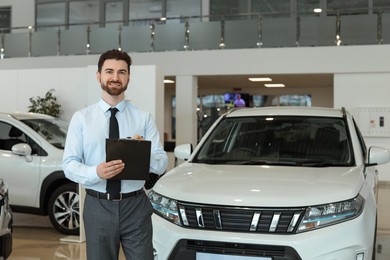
top-left (0, 178), bottom-right (12, 259)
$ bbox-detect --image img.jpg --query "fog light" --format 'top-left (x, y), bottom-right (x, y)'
top-left (356, 252), bottom-right (364, 260)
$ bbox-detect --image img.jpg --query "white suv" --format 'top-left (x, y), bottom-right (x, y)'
top-left (149, 107), bottom-right (390, 260)
top-left (0, 112), bottom-right (79, 235)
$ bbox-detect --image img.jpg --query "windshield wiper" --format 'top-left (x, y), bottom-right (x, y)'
top-left (299, 160), bottom-right (351, 167)
top-left (195, 159), bottom-right (226, 164)
top-left (238, 160), bottom-right (298, 166)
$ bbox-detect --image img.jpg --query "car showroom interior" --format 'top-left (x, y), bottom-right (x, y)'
top-left (0, 0), bottom-right (390, 260)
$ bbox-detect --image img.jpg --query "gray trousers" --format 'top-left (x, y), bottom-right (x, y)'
top-left (83, 190), bottom-right (154, 260)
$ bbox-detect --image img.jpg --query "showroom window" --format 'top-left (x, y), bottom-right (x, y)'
top-left (166, 0), bottom-right (201, 22)
top-left (210, 0), bottom-right (251, 20)
top-left (327, 0), bottom-right (369, 15)
top-left (105, 1), bottom-right (123, 23)
top-left (297, 0), bottom-right (321, 16)
top-left (0, 6), bottom-right (11, 33)
top-left (251, 0), bottom-right (291, 17)
top-left (69, 1), bottom-right (99, 24)
top-left (36, 2), bottom-right (66, 30)
top-left (129, 0), bottom-right (161, 24)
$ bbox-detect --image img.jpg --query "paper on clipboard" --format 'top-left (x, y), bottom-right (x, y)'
top-left (105, 138), bottom-right (151, 180)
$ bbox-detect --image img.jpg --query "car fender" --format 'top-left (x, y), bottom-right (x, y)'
top-left (40, 171), bottom-right (76, 215)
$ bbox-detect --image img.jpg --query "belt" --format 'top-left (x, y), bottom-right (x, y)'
top-left (85, 188), bottom-right (143, 201)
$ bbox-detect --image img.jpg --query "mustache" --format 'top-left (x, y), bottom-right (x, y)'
top-left (109, 80), bottom-right (121, 84)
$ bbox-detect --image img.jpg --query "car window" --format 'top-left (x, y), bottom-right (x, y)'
top-left (0, 122), bottom-right (28, 151)
top-left (193, 116), bottom-right (354, 166)
top-left (21, 118), bottom-right (68, 149)
top-left (0, 121), bottom-right (46, 155)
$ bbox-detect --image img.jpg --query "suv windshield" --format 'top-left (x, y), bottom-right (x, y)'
top-left (193, 116), bottom-right (354, 166)
top-left (21, 118), bottom-right (68, 149)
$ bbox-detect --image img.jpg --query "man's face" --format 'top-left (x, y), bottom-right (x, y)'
top-left (97, 59), bottom-right (130, 96)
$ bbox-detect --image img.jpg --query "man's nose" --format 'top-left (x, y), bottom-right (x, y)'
top-left (112, 72), bottom-right (120, 80)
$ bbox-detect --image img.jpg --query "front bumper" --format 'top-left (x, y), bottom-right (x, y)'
top-left (152, 206), bottom-right (375, 260)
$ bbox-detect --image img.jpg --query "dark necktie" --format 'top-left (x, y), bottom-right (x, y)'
top-left (106, 107), bottom-right (121, 195)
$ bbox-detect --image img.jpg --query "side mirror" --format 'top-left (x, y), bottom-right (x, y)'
top-left (367, 146), bottom-right (390, 166)
top-left (174, 144), bottom-right (193, 161)
top-left (12, 143), bottom-right (33, 162)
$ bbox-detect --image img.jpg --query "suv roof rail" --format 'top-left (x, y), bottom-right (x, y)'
top-left (226, 108), bottom-right (239, 115)
top-left (341, 107), bottom-right (347, 119)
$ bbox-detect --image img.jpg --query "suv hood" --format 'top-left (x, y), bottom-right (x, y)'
top-left (154, 163), bottom-right (364, 207)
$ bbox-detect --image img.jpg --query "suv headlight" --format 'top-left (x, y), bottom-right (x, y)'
top-left (297, 194), bottom-right (364, 233)
top-left (148, 190), bottom-right (180, 225)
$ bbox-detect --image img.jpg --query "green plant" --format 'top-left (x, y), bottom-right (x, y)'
top-left (28, 89), bottom-right (61, 118)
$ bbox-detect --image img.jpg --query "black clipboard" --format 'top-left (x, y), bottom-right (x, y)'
top-left (105, 138), bottom-right (151, 180)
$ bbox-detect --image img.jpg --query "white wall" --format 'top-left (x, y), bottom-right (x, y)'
top-left (334, 73), bottom-right (390, 181)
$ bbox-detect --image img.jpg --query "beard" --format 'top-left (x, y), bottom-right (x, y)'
top-left (101, 80), bottom-right (127, 96)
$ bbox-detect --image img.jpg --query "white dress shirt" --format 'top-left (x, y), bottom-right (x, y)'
top-left (62, 99), bottom-right (168, 193)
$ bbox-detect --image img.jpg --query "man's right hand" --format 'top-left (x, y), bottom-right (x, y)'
top-left (97, 160), bottom-right (125, 179)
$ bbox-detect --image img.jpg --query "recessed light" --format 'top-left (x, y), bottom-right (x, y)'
top-left (314, 8), bottom-right (322, 13)
top-left (164, 79), bottom-right (175, 83)
top-left (265, 83), bottom-right (285, 88)
top-left (249, 77), bottom-right (272, 82)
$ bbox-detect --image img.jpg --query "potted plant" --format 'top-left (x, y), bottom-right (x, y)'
top-left (28, 89), bottom-right (61, 118)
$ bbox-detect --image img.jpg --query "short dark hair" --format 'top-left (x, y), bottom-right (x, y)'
top-left (97, 49), bottom-right (132, 73)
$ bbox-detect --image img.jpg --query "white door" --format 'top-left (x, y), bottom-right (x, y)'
top-left (0, 121), bottom-right (41, 208)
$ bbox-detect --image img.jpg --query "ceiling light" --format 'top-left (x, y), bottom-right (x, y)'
top-left (314, 8), bottom-right (322, 13)
top-left (160, 17), bottom-right (167, 21)
top-left (164, 79), bottom-right (175, 84)
top-left (248, 77), bottom-right (272, 82)
top-left (265, 83), bottom-right (285, 88)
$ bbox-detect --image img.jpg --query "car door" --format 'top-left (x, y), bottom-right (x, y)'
top-left (0, 120), bottom-right (41, 208)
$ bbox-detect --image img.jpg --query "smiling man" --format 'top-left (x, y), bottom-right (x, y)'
top-left (62, 49), bottom-right (168, 260)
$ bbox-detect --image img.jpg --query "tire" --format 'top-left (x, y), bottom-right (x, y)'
top-left (48, 183), bottom-right (80, 236)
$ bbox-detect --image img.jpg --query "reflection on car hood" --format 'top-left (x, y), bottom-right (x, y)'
top-left (154, 163), bottom-right (364, 207)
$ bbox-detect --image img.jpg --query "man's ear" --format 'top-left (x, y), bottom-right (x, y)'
top-left (96, 71), bottom-right (101, 83)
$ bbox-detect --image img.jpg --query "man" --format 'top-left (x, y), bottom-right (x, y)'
top-left (62, 49), bottom-right (168, 259)
top-left (234, 94), bottom-right (246, 107)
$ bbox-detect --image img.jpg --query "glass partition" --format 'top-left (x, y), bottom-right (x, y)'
top-left (90, 24), bottom-right (121, 54)
top-left (60, 26), bottom-right (89, 56)
top-left (1, 2), bottom-right (390, 58)
top-left (32, 30), bottom-right (59, 57)
top-left (4, 32), bottom-right (29, 58)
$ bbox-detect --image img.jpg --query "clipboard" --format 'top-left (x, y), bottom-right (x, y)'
top-left (105, 138), bottom-right (151, 180)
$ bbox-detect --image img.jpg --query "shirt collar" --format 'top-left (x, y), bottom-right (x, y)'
top-left (99, 99), bottom-right (126, 113)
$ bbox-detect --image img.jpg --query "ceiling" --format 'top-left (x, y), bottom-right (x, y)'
top-left (165, 73), bottom-right (333, 91)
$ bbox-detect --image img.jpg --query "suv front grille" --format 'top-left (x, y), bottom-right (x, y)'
top-left (177, 202), bottom-right (305, 234)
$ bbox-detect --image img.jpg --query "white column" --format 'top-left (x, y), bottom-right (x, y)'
top-left (175, 75), bottom-right (198, 148)
top-left (127, 65), bottom-right (164, 136)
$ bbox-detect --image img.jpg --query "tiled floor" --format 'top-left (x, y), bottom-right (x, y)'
top-left (7, 182), bottom-right (390, 260)
top-left (9, 213), bottom-right (125, 260)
